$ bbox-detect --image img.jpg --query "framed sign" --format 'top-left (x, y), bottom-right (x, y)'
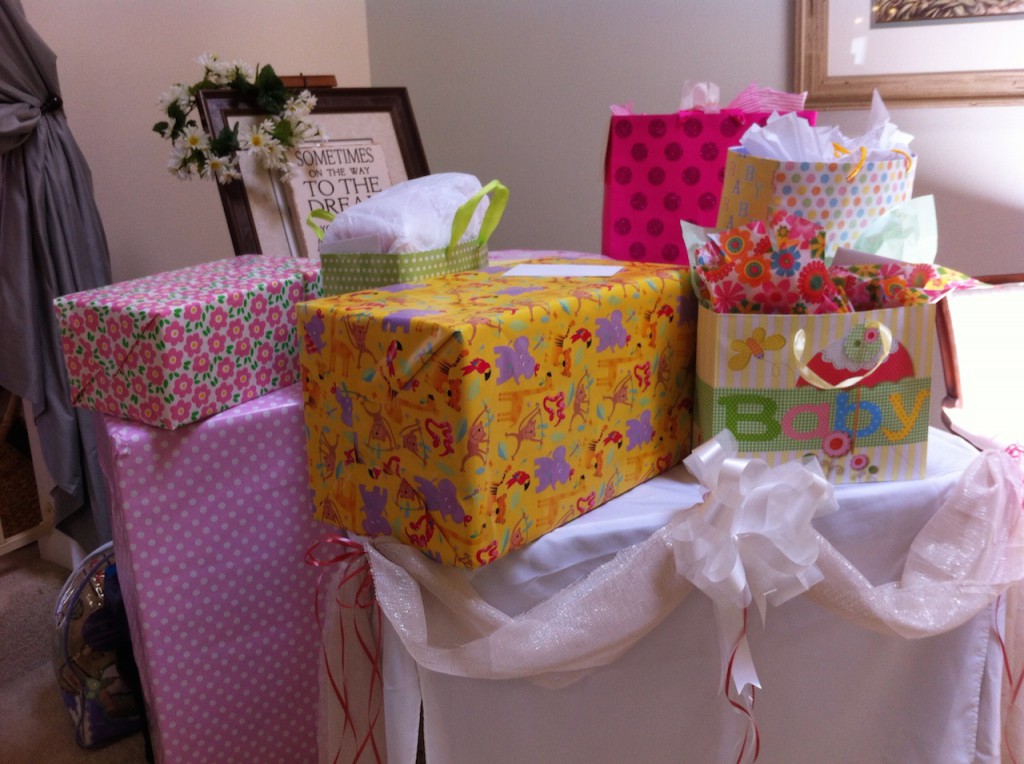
top-left (199, 87), bottom-right (429, 257)
top-left (794, 0), bottom-right (1024, 109)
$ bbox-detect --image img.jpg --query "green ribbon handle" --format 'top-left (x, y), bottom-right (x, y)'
top-left (306, 208), bottom-right (336, 242)
top-left (446, 179), bottom-right (509, 255)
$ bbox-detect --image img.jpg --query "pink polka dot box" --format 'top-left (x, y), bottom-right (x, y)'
top-left (53, 255), bottom-right (323, 429)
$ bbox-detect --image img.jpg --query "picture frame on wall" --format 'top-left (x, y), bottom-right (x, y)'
top-left (199, 87), bottom-right (429, 257)
top-left (794, 0), bottom-right (1024, 109)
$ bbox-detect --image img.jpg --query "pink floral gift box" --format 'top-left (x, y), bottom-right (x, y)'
top-left (54, 255), bottom-right (322, 429)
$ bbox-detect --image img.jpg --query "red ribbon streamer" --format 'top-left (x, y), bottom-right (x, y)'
top-left (307, 536), bottom-right (385, 764)
top-left (1000, 444), bottom-right (1024, 764)
top-left (994, 593), bottom-right (1024, 764)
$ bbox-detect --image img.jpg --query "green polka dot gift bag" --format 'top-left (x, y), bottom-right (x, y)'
top-left (311, 180), bottom-right (508, 296)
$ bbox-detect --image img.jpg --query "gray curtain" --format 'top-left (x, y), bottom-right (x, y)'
top-left (0, 0), bottom-right (112, 550)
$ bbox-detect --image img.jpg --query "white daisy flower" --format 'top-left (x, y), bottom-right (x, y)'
top-left (196, 52), bottom-right (221, 69)
top-left (240, 125), bottom-right (282, 171)
top-left (209, 154), bottom-right (241, 184)
top-left (215, 165), bottom-right (242, 185)
top-left (252, 139), bottom-right (288, 172)
top-left (182, 125), bottom-right (210, 151)
top-left (170, 155), bottom-right (197, 180)
top-left (295, 120), bottom-right (324, 142)
top-left (207, 62), bottom-right (233, 86)
top-left (158, 54), bottom-right (323, 185)
top-left (283, 92), bottom-right (315, 120)
top-left (266, 141), bottom-right (289, 164)
top-left (207, 153), bottom-right (227, 172)
top-left (157, 83), bottom-right (191, 112)
top-left (231, 60), bottom-right (255, 83)
top-left (239, 124), bottom-right (273, 152)
top-left (167, 139), bottom-right (190, 166)
top-left (198, 52), bottom-right (233, 85)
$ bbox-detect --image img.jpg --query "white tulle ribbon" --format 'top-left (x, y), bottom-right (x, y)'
top-left (670, 431), bottom-right (838, 696)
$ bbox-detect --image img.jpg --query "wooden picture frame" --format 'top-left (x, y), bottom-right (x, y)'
top-left (794, 0), bottom-right (1024, 109)
top-left (199, 87), bottom-right (429, 257)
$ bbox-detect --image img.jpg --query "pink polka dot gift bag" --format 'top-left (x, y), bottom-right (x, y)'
top-left (601, 82), bottom-right (815, 264)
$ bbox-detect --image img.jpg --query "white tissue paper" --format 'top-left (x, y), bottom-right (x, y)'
top-left (679, 81), bottom-right (721, 113)
top-left (740, 90), bottom-right (913, 162)
top-left (322, 173), bottom-right (489, 254)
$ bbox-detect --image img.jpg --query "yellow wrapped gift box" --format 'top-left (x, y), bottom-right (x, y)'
top-left (298, 259), bottom-right (697, 568)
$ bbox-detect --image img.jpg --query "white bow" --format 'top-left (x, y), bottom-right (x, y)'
top-left (669, 431), bottom-right (837, 695)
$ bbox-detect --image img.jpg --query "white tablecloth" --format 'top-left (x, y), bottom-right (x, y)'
top-left (377, 429), bottom-right (1002, 763)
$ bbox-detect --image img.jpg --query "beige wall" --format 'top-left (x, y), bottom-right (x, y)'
top-left (22, 0), bottom-right (370, 282)
top-left (23, 1), bottom-right (1023, 281)
top-left (367, 0), bottom-right (1024, 279)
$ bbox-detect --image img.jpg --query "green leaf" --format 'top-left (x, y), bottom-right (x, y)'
top-left (253, 63), bottom-right (287, 114)
top-left (210, 123), bottom-right (240, 157)
top-left (271, 119), bottom-right (295, 144)
top-left (162, 101), bottom-right (193, 140)
top-left (229, 70), bottom-right (255, 96)
top-left (153, 121), bottom-right (169, 136)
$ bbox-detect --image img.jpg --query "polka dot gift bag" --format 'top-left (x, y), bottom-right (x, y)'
top-left (313, 176), bottom-right (508, 295)
top-left (717, 92), bottom-right (917, 264)
top-left (601, 82), bottom-right (816, 264)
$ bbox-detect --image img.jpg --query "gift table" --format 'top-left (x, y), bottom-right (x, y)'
top-left (325, 428), bottom-right (1023, 764)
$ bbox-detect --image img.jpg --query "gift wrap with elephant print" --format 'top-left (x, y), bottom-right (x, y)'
top-left (299, 259), bottom-right (697, 568)
top-left (694, 302), bottom-right (935, 484)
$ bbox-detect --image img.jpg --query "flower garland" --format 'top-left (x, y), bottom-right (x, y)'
top-left (154, 53), bottom-right (323, 184)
